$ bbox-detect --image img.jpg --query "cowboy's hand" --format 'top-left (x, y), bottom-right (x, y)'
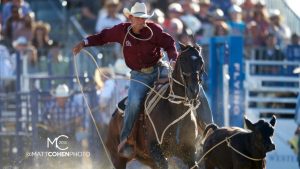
top-left (73, 41), bottom-right (84, 56)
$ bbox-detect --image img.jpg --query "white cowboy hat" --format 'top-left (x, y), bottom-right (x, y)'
top-left (105, 0), bottom-right (119, 6)
top-left (51, 84), bottom-right (72, 97)
top-left (123, 2), bottom-right (153, 19)
top-left (293, 67), bottom-right (300, 74)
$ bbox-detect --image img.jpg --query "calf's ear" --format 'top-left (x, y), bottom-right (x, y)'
top-left (244, 116), bottom-right (255, 131)
top-left (270, 115), bottom-right (276, 127)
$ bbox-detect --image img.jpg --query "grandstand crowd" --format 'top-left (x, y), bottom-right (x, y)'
top-left (0, 0), bottom-right (300, 168)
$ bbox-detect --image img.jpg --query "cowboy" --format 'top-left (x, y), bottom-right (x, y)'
top-left (73, 2), bottom-right (178, 158)
top-left (41, 84), bottom-right (87, 137)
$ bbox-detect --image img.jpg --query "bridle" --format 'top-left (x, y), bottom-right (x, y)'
top-left (168, 46), bottom-right (203, 106)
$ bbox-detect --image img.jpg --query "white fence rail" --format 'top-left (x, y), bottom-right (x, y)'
top-left (244, 60), bottom-right (299, 169)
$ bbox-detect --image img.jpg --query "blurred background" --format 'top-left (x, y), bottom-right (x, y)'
top-left (0, 0), bottom-right (300, 168)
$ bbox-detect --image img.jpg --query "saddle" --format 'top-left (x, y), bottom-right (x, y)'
top-left (116, 81), bottom-right (169, 114)
top-left (115, 81), bottom-right (169, 157)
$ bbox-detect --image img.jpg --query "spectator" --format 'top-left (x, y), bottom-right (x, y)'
top-left (179, 1), bottom-right (201, 35)
top-left (253, 0), bottom-right (266, 13)
top-left (32, 21), bottom-right (52, 59)
top-left (79, 0), bottom-right (101, 34)
top-left (95, 0), bottom-right (125, 33)
top-left (246, 9), bottom-right (269, 47)
top-left (14, 11), bottom-right (35, 42)
top-left (268, 9), bottom-right (291, 49)
top-left (2, 0), bottom-right (31, 28)
top-left (94, 0), bottom-right (126, 67)
top-left (285, 33), bottom-right (300, 75)
top-left (166, 18), bottom-right (184, 41)
top-left (213, 21), bottom-right (229, 36)
top-left (39, 84), bottom-right (87, 167)
top-left (227, 4), bottom-right (246, 36)
top-left (206, 8), bottom-right (226, 38)
top-left (12, 36), bottom-right (38, 74)
top-left (210, 0), bottom-right (232, 18)
top-left (195, 0), bottom-right (214, 39)
top-left (240, 0), bottom-right (255, 23)
top-left (41, 84), bottom-right (87, 141)
top-left (44, 41), bottom-right (69, 82)
top-left (151, 8), bottom-right (165, 25)
top-left (0, 44), bottom-right (15, 92)
top-left (163, 2), bottom-right (184, 34)
top-left (254, 33), bottom-right (285, 74)
top-left (4, 5), bottom-right (24, 43)
top-left (286, 33), bottom-right (300, 61)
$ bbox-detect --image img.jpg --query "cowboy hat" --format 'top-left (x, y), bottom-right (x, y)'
top-left (51, 84), bottom-right (72, 97)
top-left (123, 2), bottom-right (153, 19)
top-left (293, 67), bottom-right (300, 74)
top-left (105, 0), bottom-right (119, 6)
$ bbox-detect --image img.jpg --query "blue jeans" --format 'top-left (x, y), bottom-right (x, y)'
top-left (120, 67), bottom-right (159, 141)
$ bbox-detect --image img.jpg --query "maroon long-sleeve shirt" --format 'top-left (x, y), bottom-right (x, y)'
top-left (84, 22), bottom-right (178, 70)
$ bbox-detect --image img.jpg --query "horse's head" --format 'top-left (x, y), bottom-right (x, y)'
top-left (173, 42), bottom-right (204, 100)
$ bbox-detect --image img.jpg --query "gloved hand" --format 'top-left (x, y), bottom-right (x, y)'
top-left (73, 41), bottom-right (84, 56)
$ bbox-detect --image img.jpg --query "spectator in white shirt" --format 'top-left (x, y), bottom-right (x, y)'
top-left (0, 44), bottom-right (15, 79)
top-left (95, 0), bottom-right (126, 33)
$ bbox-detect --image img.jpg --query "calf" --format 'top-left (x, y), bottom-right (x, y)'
top-left (202, 116), bottom-right (276, 169)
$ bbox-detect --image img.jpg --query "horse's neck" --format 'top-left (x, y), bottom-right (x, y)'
top-left (171, 67), bottom-right (185, 96)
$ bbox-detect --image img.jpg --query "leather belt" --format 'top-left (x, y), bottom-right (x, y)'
top-left (140, 66), bottom-right (155, 74)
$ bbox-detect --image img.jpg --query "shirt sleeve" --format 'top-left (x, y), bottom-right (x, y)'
top-left (152, 23), bottom-right (178, 61)
top-left (85, 23), bottom-right (124, 47)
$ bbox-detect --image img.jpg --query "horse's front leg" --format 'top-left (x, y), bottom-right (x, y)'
top-left (149, 141), bottom-right (168, 169)
top-left (177, 144), bottom-right (197, 168)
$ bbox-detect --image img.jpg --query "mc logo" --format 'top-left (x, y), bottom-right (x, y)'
top-left (47, 135), bottom-right (69, 150)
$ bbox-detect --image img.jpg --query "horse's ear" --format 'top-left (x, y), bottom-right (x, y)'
top-left (244, 116), bottom-right (255, 131)
top-left (178, 42), bottom-right (186, 51)
top-left (195, 43), bottom-right (202, 53)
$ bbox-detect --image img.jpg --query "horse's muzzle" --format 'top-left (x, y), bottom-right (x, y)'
top-left (267, 143), bottom-right (276, 152)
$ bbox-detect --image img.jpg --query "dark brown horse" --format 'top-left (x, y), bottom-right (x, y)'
top-left (105, 43), bottom-right (205, 169)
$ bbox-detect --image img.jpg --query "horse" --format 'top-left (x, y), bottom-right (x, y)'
top-left (105, 43), bottom-right (205, 169)
top-left (201, 116), bottom-right (276, 169)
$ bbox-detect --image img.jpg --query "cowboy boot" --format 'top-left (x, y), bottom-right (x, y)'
top-left (118, 138), bottom-right (135, 158)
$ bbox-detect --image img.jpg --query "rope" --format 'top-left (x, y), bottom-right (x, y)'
top-left (145, 100), bottom-right (200, 145)
top-left (190, 132), bottom-right (241, 169)
top-left (73, 52), bottom-right (115, 168)
top-left (190, 131), bottom-right (263, 169)
top-left (226, 138), bottom-right (264, 161)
